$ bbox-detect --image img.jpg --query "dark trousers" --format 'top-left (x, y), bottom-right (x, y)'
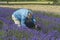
top-left (24, 18), bottom-right (35, 29)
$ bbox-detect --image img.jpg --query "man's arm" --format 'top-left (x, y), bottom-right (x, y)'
top-left (21, 15), bottom-right (26, 26)
top-left (32, 17), bottom-right (38, 28)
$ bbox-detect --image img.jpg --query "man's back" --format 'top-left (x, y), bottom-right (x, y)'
top-left (13, 8), bottom-right (31, 18)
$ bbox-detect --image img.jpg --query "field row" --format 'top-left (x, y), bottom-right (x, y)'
top-left (0, 5), bottom-right (60, 14)
top-left (0, 1), bottom-right (53, 5)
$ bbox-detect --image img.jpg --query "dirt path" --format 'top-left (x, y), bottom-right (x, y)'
top-left (0, 5), bottom-right (60, 14)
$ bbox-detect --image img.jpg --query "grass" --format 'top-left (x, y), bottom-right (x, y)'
top-left (44, 13), bottom-right (53, 17)
top-left (0, 20), bottom-right (3, 25)
top-left (14, 30), bottom-right (28, 40)
top-left (14, 29), bottom-right (34, 40)
top-left (40, 18), bottom-right (50, 27)
top-left (44, 21), bottom-right (50, 27)
top-left (0, 38), bottom-right (3, 40)
top-left (53, 14), bottom-right (60, 18)
top-left (0, 1), bottom-right (53, 5)
top-left (44, 12), bottom-right (60, 18)
top-left (0, 20), bottom-right (3, 29)
top-left (0, 30), bottom-right (4, 36)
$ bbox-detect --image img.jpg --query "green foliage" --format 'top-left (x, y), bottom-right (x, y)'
top-left (36, 17), bottom-right (41, 22)
top-left (43, 20), bottom-right (50, 26)
top-left (0, 38), bottom-right (3, 40)
top-left (0, 0), bottom-right (60, 4)
top-left (45, 13), bottom-right (53, 17)
top-left (0, 0), bottom-right (53, 1)
top-left (0, 20), bottom-right (3, 29)
top-left (0, 31), bottom-right (4, 36)
top-left (53, 14), bottom-right (60, 18)
top-left (14, 30), bottom-right (34, 40)
top-left (0, 20), bottom-right (3, 25)
top-left (45, 12), bottom-right (60, 18)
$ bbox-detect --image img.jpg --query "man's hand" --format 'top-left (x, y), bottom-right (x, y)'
top-left (35, 25), bottom-right (37, 29)
top-left (35, 24), bottom-right (41, 31)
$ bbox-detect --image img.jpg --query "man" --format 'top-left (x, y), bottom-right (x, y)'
top-left (12, 8), bottom-right (36, 29)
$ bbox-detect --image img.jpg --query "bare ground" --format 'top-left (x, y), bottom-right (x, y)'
top-left (0, 5), bottom-right (60, 14)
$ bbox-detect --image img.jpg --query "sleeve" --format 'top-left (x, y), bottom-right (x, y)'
top-left (33, 19), bottom-right (36, 22)
top-left (32, 16), bottom-right (36, 23)
top-left (21, 15), bottom-right (25, 26)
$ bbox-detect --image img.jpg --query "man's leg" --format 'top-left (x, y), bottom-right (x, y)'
top-left (12, 15), bottom-right (21, 27)
top-left (24, 20), bottom-right (35, 29)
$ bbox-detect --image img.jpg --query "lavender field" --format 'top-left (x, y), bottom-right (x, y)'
top-left (0, 7), bottom-right (60, 40)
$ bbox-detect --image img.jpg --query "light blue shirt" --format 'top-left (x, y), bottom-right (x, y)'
top-left (12, 8), bottom-right (36, 26)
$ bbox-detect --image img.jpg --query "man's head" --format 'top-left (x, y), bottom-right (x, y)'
top-left (27, 12), bottom-right (33, 19)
